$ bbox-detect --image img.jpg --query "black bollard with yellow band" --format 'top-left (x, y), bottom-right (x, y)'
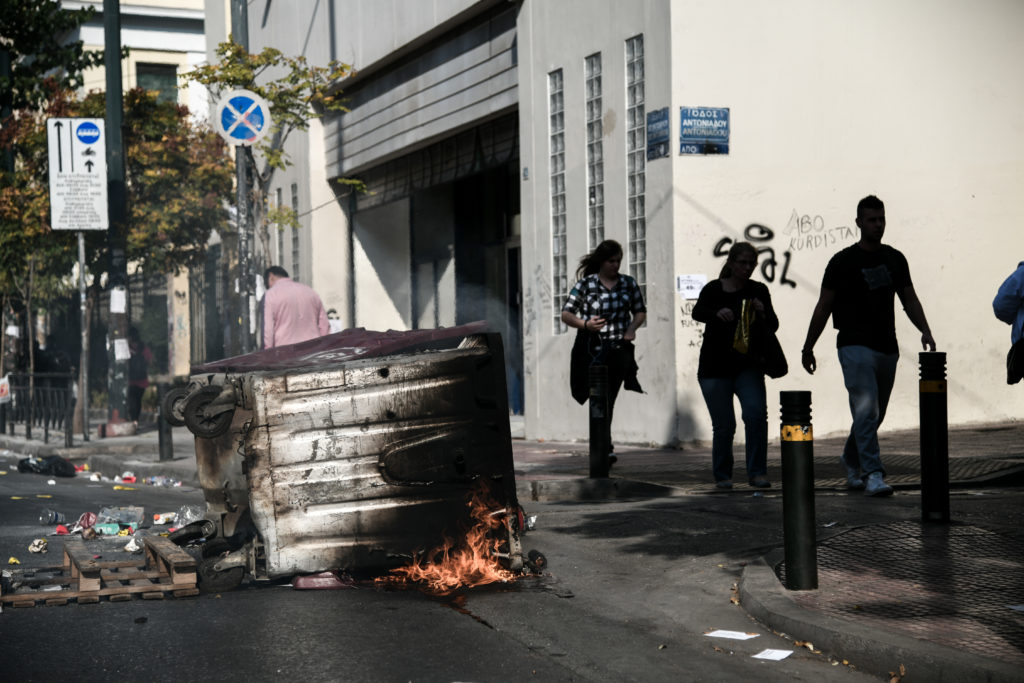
top-left (781, 390), bottom-right (818, 590)
top-left (920, 352), bottom-right (950, 523)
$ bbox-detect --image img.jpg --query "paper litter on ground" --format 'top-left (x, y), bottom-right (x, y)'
top-left (704, 630), bottom-right (760, 640)
top-left (752, 649), bottom-right (792, 660)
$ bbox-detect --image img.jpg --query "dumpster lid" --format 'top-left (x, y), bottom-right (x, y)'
top-left (191, 321), bottom-right (490, 374)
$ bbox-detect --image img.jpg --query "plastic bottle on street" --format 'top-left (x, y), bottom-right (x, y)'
top-left (39, 509), bottom-right (66, 525)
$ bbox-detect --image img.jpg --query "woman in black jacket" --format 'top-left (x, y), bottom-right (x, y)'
top-left (692, 242), bottom-right (779, 489)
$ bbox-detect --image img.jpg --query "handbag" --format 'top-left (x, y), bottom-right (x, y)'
top-left (759, 330), bottom-right (789, 379)
top-left (734, 300), bottom-right (788, 378)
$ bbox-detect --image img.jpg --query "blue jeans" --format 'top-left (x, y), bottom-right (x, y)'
top-left (838, 345), bottom-right (899, 477)
top-left (698, 369), bottom-right (768, 482)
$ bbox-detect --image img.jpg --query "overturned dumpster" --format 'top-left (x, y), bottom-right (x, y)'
top-left (164, 323), bottom-right (523, 591)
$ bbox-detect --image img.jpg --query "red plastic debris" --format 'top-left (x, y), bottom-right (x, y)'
top-left (55, 525), bottom-right (69, 535)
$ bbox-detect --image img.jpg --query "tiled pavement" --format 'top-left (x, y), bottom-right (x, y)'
top-left (784, 521), bottom-right (1024, 668)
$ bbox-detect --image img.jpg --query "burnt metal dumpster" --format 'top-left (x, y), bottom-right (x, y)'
top-left (166, 323), bottom-right (522, 591)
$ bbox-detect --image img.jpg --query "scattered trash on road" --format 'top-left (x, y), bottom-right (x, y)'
top-left (28, 539), bottom-right (47, 553)
top-left (98, 506), bottom-right (145, 526)
top-left (17, 455), bottom-right (76, 477)
top-left (704, 630), bottom-right (760, 640)
top-left (153, 512), bottom-right (176, 525)
top-left (175, 504), bottom-right (204, 527)
top-left (123, 536), bottom-right (145, 554)
top-left (752, 649), bottom-right (793, 660)
top-left (8, 557), bottom-right (20, 565)
top-left (39, 509), bottom-right (66, 525)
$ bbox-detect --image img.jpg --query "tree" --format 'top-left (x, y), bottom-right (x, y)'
top-left (0, 0), bottom-right (108, 113)
top-left (0, 87), bottom-right (234, 375)
top-left (185, 40), bottom-right (360, 264)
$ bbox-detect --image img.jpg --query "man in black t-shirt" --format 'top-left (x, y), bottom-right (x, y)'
top-left (801, 195), bottom-right (936, 497)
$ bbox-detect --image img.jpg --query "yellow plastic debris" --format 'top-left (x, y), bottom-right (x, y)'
top-left (7, 557), bottom-right (20, 565)
top-left (10, 496), bottom-right (23, 500)
top-left (36, 494), bottom-right (53, 499)
top-left (113, 485), bottom-right (136, 491)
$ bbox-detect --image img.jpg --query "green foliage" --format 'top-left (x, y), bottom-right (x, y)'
top-left (0, 88), bottom-right (234, 307)
top-left (0, 0), bottom-right (111, 112)
top-left (185, 41), bottom-right (363, 261)
top-left (187, 40), bottom-right (353, 173)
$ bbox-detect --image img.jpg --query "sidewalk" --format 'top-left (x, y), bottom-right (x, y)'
top-left (1, 419), bottom-right (1022, 681)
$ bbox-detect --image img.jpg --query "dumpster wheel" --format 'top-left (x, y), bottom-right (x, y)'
top-left (184, 385), bottom-right (235, 439)
top-left (198, 556), bottom-right (244, 593)
top-left (161, 386), bottom-right (191, 427)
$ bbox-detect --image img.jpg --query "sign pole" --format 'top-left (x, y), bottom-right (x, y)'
top-left (78, 231), bottom-right (90, 441)
top-left (104, 0), bottom-right (130, 432)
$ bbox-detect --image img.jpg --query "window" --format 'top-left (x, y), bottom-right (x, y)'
top-left (275, 188), bottom-right (284, 266)
top-left (626, 35), bottom-right (646, 298)
top-left (136, 63), bottom-right (177, 104)
top-left (290, 183), bottom-right (300, 281)
top-left (549, 69), bottom-right (567, 334)
top-left (585, 54), bottom-right (604, 249)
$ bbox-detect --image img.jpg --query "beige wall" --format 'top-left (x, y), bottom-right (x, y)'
top-left (521, 0), bottom-right (1024, 446)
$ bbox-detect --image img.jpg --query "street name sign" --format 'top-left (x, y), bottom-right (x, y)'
top-left (47, 118), bottom-right (109, 231)
top-left (215, 89), bottom-right (272, 146)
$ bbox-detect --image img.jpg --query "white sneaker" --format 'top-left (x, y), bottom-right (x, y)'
top-left (840, 455), bottom-right (865, 489)
top-left (864, 472), bottom-right (893, 497)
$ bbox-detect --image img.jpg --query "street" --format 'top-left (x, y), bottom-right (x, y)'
top-left (0, 465), bottom-right (907, 682)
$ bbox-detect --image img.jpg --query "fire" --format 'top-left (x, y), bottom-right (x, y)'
top-left (380, 482), bottom-right (518, 595)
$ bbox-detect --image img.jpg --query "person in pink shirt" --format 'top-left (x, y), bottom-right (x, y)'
top-left (262, 266), bottom-right (331, 348)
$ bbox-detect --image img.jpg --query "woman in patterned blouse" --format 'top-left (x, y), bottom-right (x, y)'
top-left (561, 240), bottom-right (647, 464)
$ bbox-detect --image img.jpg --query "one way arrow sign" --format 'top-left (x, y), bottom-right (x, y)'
top-left (47, 117), bottom-right (108, 231)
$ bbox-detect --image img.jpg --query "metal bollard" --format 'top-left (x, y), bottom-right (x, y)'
top-left (919, 352), bottom-right (949, 523)
top-left (588, 364), bottom-right (611, 478)
top-left (780, 390), bottom-right (818, 590)
top-left (157, 382), bottom-right (174, 462)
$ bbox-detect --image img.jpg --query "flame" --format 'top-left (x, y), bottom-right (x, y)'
top-left (380, 482), bottom-right (517, 595)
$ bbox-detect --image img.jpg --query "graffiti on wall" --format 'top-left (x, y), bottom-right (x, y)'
top-left (521, 263), bottom-right (554, 378)
top-left (713, 223), bottom-right (797, 288)
top-left (782, 210), bottom-right (855, 252)
top-left (710, 210), bottom-right (857, 290)
top-left (678, 300), bottom-right (704, 348)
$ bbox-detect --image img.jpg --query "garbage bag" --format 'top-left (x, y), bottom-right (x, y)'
top-left (17, 455), bottom-right (76, 477)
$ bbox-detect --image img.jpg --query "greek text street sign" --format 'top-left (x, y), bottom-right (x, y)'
top-left (679, 106), bottom-right (730, 155)
top-left (47, 118), bottom-right (109, 231)
top-left (215, 89), bottom-right (272, 146)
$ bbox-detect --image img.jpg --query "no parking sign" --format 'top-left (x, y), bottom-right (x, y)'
top-left (215, 89), bottom-right (272, 146)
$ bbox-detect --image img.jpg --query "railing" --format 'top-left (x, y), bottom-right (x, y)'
top-left (0, 373), bottom-right (76, 446)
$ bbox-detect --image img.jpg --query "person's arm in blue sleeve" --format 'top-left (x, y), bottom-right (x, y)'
top-left (993, 264), bottom-right (1024, 325)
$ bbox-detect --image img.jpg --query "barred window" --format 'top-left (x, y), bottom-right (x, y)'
top-left (290, 183), bottom-right (300, 281)
top-left (275, 187), bottom-right (284, 266)
top-left (549, 69), bottom-right (568, 334)
top-left (626, 35), bottom-right (646, 298)
top-left (585, 53), bottom-right (604, 249)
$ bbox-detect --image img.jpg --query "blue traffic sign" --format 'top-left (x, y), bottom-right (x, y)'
top-left (76, 121), bottom-right (101, 145)
top-left (215, 89), bottom-right (272, 146)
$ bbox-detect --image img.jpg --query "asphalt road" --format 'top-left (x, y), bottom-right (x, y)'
top-left (11, 466), bottom-right (1001, 681)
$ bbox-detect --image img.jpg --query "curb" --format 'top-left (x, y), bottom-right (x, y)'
top-left (738, 555), bottom-right (1022, 683)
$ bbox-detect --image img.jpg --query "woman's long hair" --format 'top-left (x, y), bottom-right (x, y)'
top-left (719, 241), bottom-right (758, 279)
top-left (576, 239), bottom-right (624, 280)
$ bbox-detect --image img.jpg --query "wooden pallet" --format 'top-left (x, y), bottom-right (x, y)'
top-left (1, 535), bottom-right (199, 607)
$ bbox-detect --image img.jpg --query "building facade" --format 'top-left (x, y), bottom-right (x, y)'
top-left (233, 0), bottom-right (1024, 445)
